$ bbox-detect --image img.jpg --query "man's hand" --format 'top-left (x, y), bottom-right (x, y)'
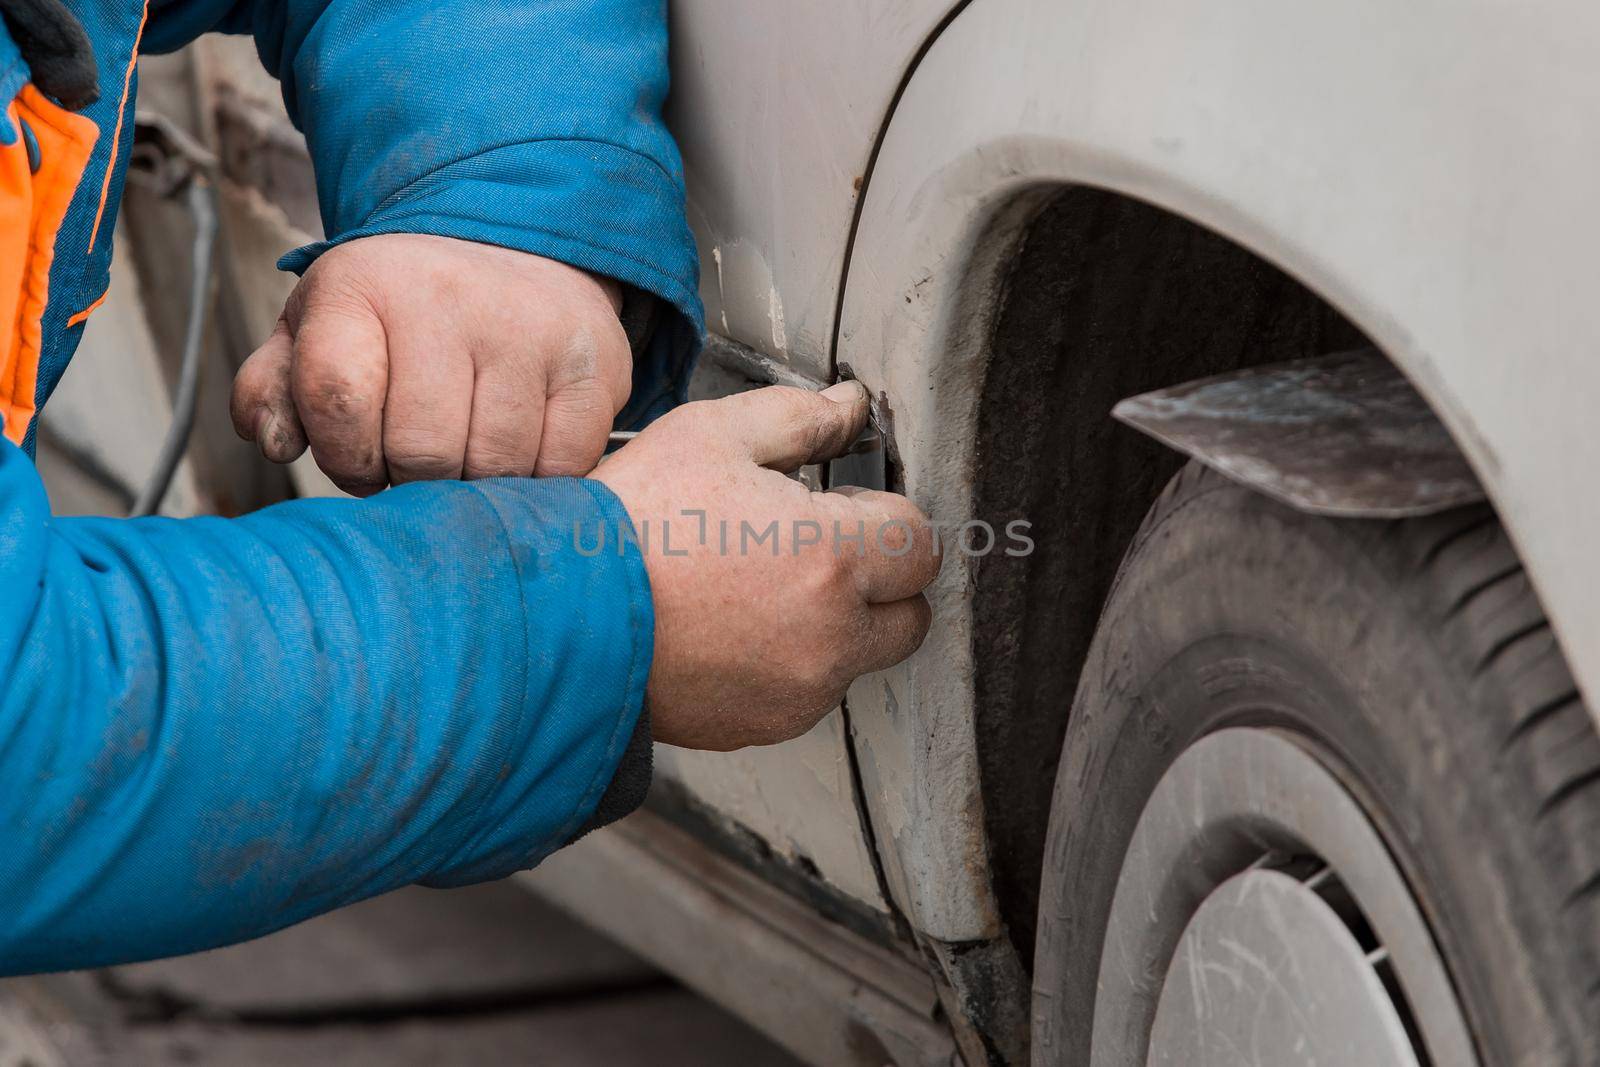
top-left (593, 383), bottom-right (941, 751)
top-left (232, 234), bottom-right (632, 495)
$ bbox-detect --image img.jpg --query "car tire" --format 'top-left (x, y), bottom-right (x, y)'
top-left (1031, 462), bottom-right (1600, 1066)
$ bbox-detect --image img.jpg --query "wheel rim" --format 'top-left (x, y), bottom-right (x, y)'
top-left (1089, 728), bottom-right (1477, 1067)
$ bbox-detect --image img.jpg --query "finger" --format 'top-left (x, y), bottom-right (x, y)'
top-left (687, 382), bottom-right (868, 473)
top-left (462, 359), bottom-right (544, 480)
top-left (383, 335), bottom-right (474, 485)
top-left (230, 318), bottom-right (308, 463)
top-left (534, 379), bottom-right (616, 477)
top-left (826, 488), bottom-right (942, 603)
top-left (290, 303), bottom-right (391, 496)
top-left (853, 595), bottom-right (934, 675)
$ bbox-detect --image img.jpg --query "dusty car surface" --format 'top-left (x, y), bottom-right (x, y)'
top-left (24, 1), bottom-right (1600, 1064)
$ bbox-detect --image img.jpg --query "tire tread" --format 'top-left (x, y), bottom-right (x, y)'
top-left (1036, 465), bottom-right (1600, 1065)
top-left (1326, 482), bottom-right (1600, 1013)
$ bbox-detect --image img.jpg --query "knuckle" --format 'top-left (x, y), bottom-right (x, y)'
top-left (824, 546), bottom-right (855, 588)
top-left (386, 433), bottom-right (462, 473)
top-left (777, 388), bottom-right (828, 429)
top-left (773, 386), bottom-right (814, 419)
top-left (547, 380), bottom-right (614, 422)
top-left (465, 448), bottom-right (533, 480)
top-left (310, 425), bottom-right (388, 476)
top-left (800, 548), bottom-right (850, 599)
top-left (311, 445), bottom-right (384, 490)
top-left (334, 475), bottom-right (387, 498)
top-left (794, 414), bottom-right (831, 463)
top-left (233, 356), bottom-right (270, 395)
top-left (295, 281), bottom-right (380, 332)
top-left (762, 387), bottom-right (814, 434)
top-left (295, 363), bottom-right (379, 419)
top-left (535, 424), bottom-right (608, 476)
top-left (312, 439), bottom-right (383, 482)
top-left (795, 657), bottom-right (842, 698)
top-left (465, 465), bottom-right (526, 481)
top-left (391, 450), bottom-right (458, 473)
top-left (554, 315), bottom-right (603, 371)
top-left (533, 455), bottom-right (590, 478)
top-left (316, 390), bottom-right (376, 422)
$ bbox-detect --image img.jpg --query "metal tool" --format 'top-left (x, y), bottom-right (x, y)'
top-left (606, 417), bottom-right (882, 456)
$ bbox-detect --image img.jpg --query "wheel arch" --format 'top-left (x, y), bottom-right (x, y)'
top-left (837, 0), bottom-right (1600, 960)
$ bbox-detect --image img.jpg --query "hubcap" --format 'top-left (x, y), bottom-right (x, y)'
top-left (1090, 728), bottom-right (1476, 1067)
top-left (1149, 868), bottom-right (1417, 1065)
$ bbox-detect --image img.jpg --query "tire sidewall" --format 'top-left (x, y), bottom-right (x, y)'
top-left (1032, 476), bottom-right (1583, 1067)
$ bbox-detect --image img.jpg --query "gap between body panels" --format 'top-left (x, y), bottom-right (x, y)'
top-left (698, 333), bottom-right (916, 948)
top-left (816, 0), bottom-right (985, 965)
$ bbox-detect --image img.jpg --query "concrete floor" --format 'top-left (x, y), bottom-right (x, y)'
top-left (4, 880), bottom-right (803, 1066)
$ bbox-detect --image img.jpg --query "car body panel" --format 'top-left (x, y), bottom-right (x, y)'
top-left (652, 717), bottom-right (887, 910)
top-left (667, 0), bottom-right (959, 374)
top-left (654, 0), bottom-right (965, 915)
top-left (838, 0), bottom-right (1600, 942)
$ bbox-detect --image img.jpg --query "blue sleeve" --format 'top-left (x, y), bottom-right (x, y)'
top-left (0, 441), bottom-right (653, 975)
top-left (145, 0), bottom-right (704, 424)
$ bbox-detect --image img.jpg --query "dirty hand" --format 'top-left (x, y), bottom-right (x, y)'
top-left (231, 234), bottom-right (631, 495)
top-left (593, 383), bottom-right (941, 751)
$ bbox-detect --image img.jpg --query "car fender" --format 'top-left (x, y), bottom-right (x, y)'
top-left (840, 0), bottom-right (1600, 944)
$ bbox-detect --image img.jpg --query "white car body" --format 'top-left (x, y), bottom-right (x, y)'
top-left (607, 1), bottom-right (1600, 1060)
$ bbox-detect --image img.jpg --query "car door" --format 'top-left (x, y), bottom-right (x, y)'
top-left (185, 0), bottom-right (969, 926)
top-left (658, 0), bottom-right (965, 920)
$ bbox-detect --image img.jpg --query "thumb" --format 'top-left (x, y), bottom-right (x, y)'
top-left (231, 318), bottom-right (307, 464)
top-left (700, 382), bottom-right (869, 473)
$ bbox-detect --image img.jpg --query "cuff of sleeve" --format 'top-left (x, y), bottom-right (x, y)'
top-left (422, 477), bottom-right (656, 886)
top-left (564, 700), bottom-right (653, 846)
top-left (494, 477), bottom-right (655, 848)
top-left (278, 139), bottom-right (704, 424)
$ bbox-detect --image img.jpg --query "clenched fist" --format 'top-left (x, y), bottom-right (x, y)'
top-left (232, 234), bottom-right (632, 495)
top-left (593, 382), bottom-right (941, 751)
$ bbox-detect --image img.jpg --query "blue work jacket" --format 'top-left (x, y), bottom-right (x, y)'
top-left (0, 0), bottom-right (701, 974)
